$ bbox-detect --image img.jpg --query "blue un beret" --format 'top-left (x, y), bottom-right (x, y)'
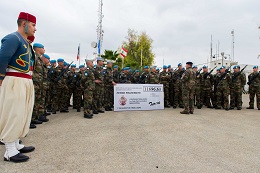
top-left (135, 70), bottom-right (139, 72)
top-left (163, 65), bottom-right (168, 69)
top-left (43, 54), bottom-right (50, 60)
top-left (192, 65), bottom-right (197, 69)
top-left (64, 62), bottom-right (68, 66)
top-left (144, 66), bottom-right (149, 69)
top-left (203, 65), bottom-right (208, 69)
top-left (71, 64), bottom-right (76, 68)
top-left (178, 63), bottom-right (182, 67)
top-left (168, 65), bottom-right (171, 68)
top-left (253, 66), bottom-right (258, 69)
top-left (114, 65), bottom-right (118, 68)
top-left (79, 65), bottom-right (85, 68)
top-left (57, 58), bottom-right (64, 62)
top-left (217, 68), bottom-right (220, 71)
top-left (96, 57), bottom-right (104, 61)
top-left (50, 60), bottom-right (56, 64)
top-left (233, 66), bottom-right (237, 69)
top-left (33, 43), bottom-right (44, 48)
top-left (107, 60), bottom-right (112, 64)
top-left (220, 66), bottom-right (226, 69)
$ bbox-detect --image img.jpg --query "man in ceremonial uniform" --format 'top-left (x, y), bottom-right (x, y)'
top-left (103, 61), bottom-right (116, 111)
top-left (180, 62), bottom-right (196, 114)
top-left (93, 58), bottom-right (105, 114)
top-left (52, 58), bottom-right (69, 113)
top-left (215, 66), bottom-right (231, 110)
top-left (247, 66), bottom-right (260, 110)
top-left (200, 66), bottom-right (214, 108)
top-left (173, 63), bottom-right (184, 108)
top-left (230, 66), bottom-right (246, 110)
top-left (160, 65), bottom-right (170, 107)
top-left (0, 12), bottom-right (36, 162)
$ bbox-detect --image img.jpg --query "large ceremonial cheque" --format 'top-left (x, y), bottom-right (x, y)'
top-left (114, 84), bottom-right (164, 111)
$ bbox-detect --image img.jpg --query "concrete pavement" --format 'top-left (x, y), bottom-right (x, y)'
top-left (0, 95), bottom-right (259, 173)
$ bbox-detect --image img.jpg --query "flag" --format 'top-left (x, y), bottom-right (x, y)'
top-left (120, 46), bottom-right (128, 58)
top-left (76, 44), bottom-right (80, 61)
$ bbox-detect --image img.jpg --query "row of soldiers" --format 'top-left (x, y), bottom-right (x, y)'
top-left (30, 41), bottom-right (260, 128)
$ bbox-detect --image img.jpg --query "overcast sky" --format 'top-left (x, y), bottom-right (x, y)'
top-left (0, 0), bottom-right (260, 67)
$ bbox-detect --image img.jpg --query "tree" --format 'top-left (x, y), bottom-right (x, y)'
top-left (123, 29), bottom-right (155, 69)
top-left (101, 50), bottom-right (122, 68)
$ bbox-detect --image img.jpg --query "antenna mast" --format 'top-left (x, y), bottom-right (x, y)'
top-left (97, 0), bottom-right (104, 57)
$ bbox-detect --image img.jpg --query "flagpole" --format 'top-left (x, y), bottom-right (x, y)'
top-left (79, 43), bottom-right (80, 67)
top-left (141, 48), bottom-right (143, 67)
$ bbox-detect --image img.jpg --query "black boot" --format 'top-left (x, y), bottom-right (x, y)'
top-left (98, 110), bottom-right (105, 113)
top-left (93, 110), bottom-right (99, 114)
top-left (84, 114), bottom-right (93, 119)
top-left (31, 120), bottom-right (42, 124)
top-left (77, 108), bottom-right (81, 112)
top-left (60, 110), bottom-right (69, 113)
top-left (30, 124), bottom-right (36, 129)
top-left (39, 115), bottom-right (49, 122)
top-left (4, 153), bottom-right (29, 163)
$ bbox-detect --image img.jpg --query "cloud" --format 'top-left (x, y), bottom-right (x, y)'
top-left (0, 0), bottom-right (260, 67)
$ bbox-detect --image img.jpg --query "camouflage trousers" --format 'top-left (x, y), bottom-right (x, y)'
top-left (182, 86), bottom-right (195, 112)
top-left (104, 85), bottom-right (113, 108)
top-left (248, 86), bottom-right (260, 108)
top-left (46, 84), bottom-right (54, 110)
top-left (194, 86), bottom-right (201, 107)
top-left (230, 88), bottom-right (243, 108)
top-left (74, 89), bottom-right (83, 109)
top-left (169, 83), bottom-right (174, 106)
top-left (84, 90), bottom-right (93, 114)
top-left (162, 85), bottom-right (169, 105)
top-left (174, 82), bottom-right (183, 107)
top-left (201, 88), bottom-right (212, 107)
top-left (216, 86), bottom-right (229, 109)
top-left (53, 87), bottom-right (67, 111)
top-left (32, 85), bottom-right (45, 120)
top-left (93, 85), bottom-right (104, 111)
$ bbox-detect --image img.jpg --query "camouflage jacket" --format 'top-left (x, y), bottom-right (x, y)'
top-left (81, 68), bottom-right (95, 91)
top-left (230, 72), bottom-right (246, 89)
top-left (147, 71), bottom-right (160, 84)
top-left (94, 66), bottom-right (104, 86)
top-left (67, 70), bottom-right (78, 89)
top-left (194, 71), bottom-right (202, 87)
top-left (53, 66), bottom-right (67, 89)
top-left (113, 70), bottom-right (120, 83)
top-left (173, 69), bottom-right (185, 83)
top-left (181, 67), bottom-right (195, 89)
top-left (201, 72), bottom-right (214, 89)
top-left (103, 67), bottom-right (114, 86)
top-left (159, 71), bottom-right (170, 86)
top-left (32, 56), bottom-right (48, 90)
top-left (132, 74), bottom-right (141, 84)
top-left (248, 72), bottom-right (260, 88)
top-left (215, 72), bottom-right (231, 89)
top-left (140, 71), bottom-right (149, 84)
top-left (120, 72), bottom-right (132, 83)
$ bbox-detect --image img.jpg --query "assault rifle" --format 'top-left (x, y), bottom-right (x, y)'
top-left (203, 66), bottom-right (217, 79)
top-left (196, 68), bottom-right (203, 77)
top-left (232, 65), bottom-right (247, 82)
top-left (173, 70), bottom-right (185, 81)
top-left (247, 71), bottom-right (260, 85)
top-left (54, 61), bottom-right (74, 82)
top-left (216, 65), bottom-right (232, 86)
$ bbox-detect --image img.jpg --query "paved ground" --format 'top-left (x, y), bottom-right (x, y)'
top-left (0, 95), bottom-right (259, 173)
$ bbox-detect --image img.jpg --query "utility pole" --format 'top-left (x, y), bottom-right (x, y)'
top-left (97, 0), bottom-right (104, 57)
top-left (210, 35), bottom-right (213, 63)
top-left (231, 30), bottom-right (235, 62)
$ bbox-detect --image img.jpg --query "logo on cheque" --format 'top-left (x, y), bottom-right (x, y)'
top-left (119, 96), bottom-right (127, 106)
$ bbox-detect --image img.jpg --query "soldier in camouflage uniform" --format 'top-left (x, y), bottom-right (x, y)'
top-left (103, 61), bottom-right (116, 111)
top-left (215, 66), bottom-right (231, 110)
top-left (93, 58), bottom-right (105, 114)
top-left (167, 66), bottom-right (174, 106)
top-left (160, 65), bottom-right (170, 107)
top-left (31, 43), bottom-right (49, 128)
top-left (147, 66), bottom-right (160, 84)
top-left (52, 58), bottom-right (69, 113)
top-left (73, 65), bottom-right (85, 111)
top-left (120, 67), bottom-right (132, 83)
top-left (140, 66), bottom-right (149, 84)
top-left (212, 68), bottom-right (220, 108)
top-left (81, 60), bottom-right (95, 119)
top-left (180, 62), bottom-right (196, 114)
top-left (173, 63), bottom-right (184, 108)
top-left (200, 66), bottom-right (214, 108)
top-left (247, 66), bottom-right (260, 110)
top-left (66, 64), bottom-right (78, 109)
top-left (193, 66), bottom-right (202, 109)
top-left (132, 70), bottom-right (141, 84)
top-left (230, 66), bottom-right (246, 110)
top-left (46, 60), bottom-right (56, 112)
top-left (113, 65), bottom-right (120, 83)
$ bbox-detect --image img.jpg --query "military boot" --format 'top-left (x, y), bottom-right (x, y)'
top-left (246, 107), bottom-right (254, 109)
top-left (180, 110), bottom-right (189, 114)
